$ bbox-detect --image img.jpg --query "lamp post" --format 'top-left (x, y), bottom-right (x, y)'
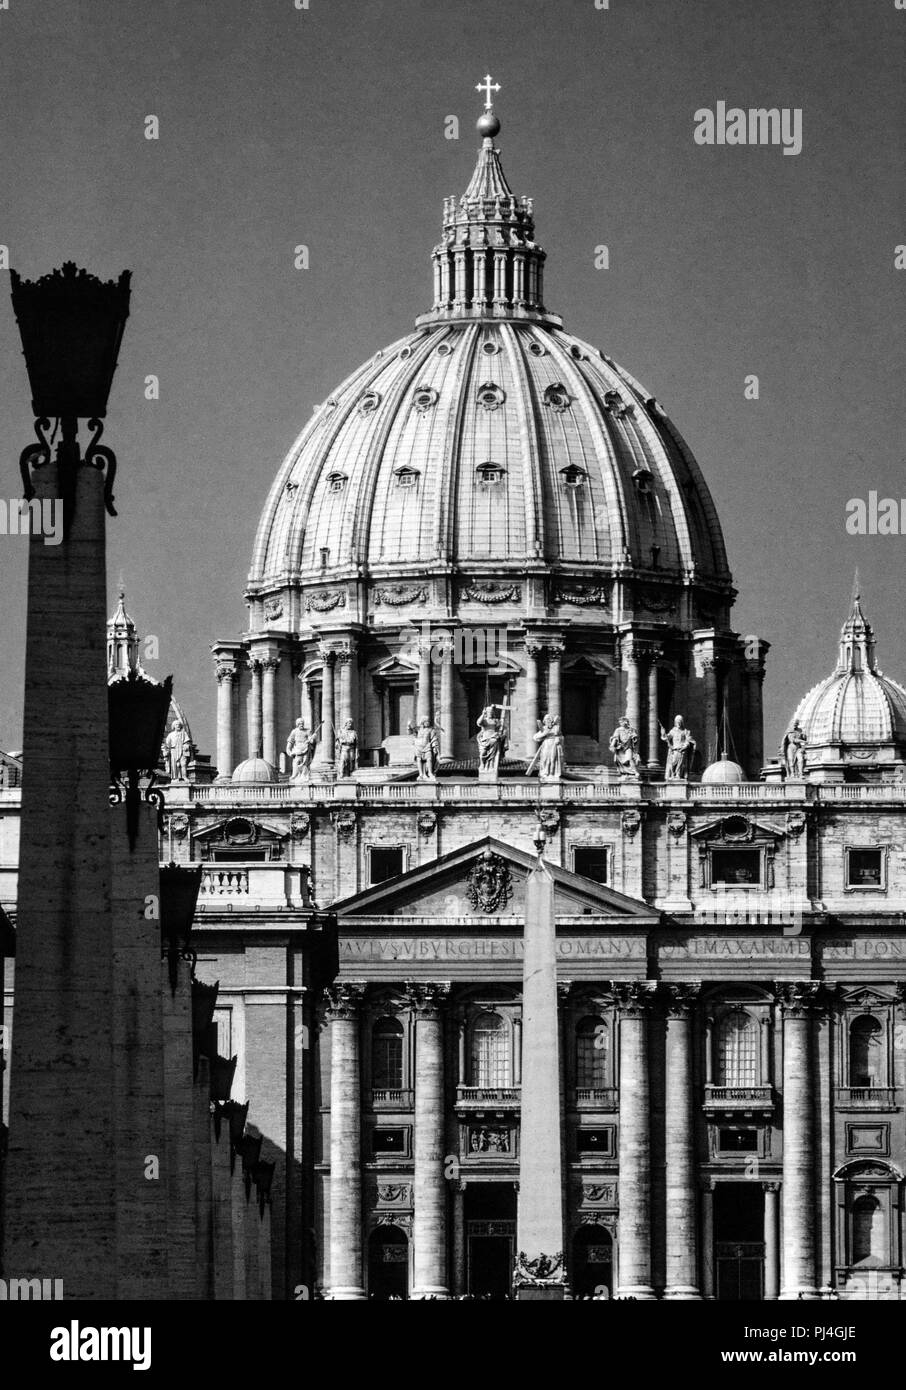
top-left (3, 261), bottom-right (133, 1296)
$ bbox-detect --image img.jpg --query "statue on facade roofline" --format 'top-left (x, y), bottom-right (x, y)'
top-left (336, 718), bottom-right (359, 777)
top-left (164, 717), bottom-right (191, 780)
top-left (408, 716), bottom-right (440, 780)
top-left (660, 714), bottom-right (696, 780)
top-left (782, 720), bottom-right (807, 779)
top-left (476, 702), bottom-right (509, 779)
top-left (527, 712), bottom-right (564, 781)
top-left (608, 715), bottom-right (640, 777)
top-left (286, 717), bottom-right (318, 780)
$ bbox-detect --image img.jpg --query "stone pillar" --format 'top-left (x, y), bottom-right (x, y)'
top-left (516, 858), bottom-right (566, 1297)
top-left (624, 646), bottom-right (642, 735)
top-left (746, 662), bottom-right (765, 776)
top-left (764, 1183), bottom-right (780, 1300)
top-left (513, 250), bottom-right (526, 307)
top-left (664, 984), bottom-right (701, 1299)
top-left (452, 1184), bottom-right (466, 1296)
top-left (215, 661), bottom-right (236, 780)
top-left (337, 645), bottom-right (355, 727)
top-left (472, 249), bottom-right (487, 308)
top-left (546, 639), bottom-right (564, 724)
top-left (248, 659), bottom-right (263, 759)
top-left (700, 657), bottom-right (719, 762)
top-left (439, 637), bottom-right (454, 759)
top-left (647, 656), bottom-right (661, 771)
top-left (524, 640), bottom-right (541, 757)
top-left (409, 982), bottom-right (451, 1298)
top-left (453, 248), bottom-right (467, 310)
top-left (417, 638), bottom-right (433, 727)
top-left (778, 981), bottom-right (820, 1299)
top-left (325, 983), bottom-right (366, 1298)
top-left (316, 645), bottom-right (336, 770)
top-left (261, 657), bottom-right (279, 766)
top-left (700, 1181), bottom-right (715, 1299)
top-left (513, 1016), bottom-right (523, 1085)
top-left (492, 249), bottom-right (506, 305)
top-left (611, 980), bottom-right (656, 1299)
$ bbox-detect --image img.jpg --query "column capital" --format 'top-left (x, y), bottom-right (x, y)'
top-left (324, 981), bottom-right (367, 1019)
top-left (318, 642), bottom-right (338, 667)
top-left (775, 980), bottom-right (822, 1016)
top-left (764, 1182), bottom-right (781, 1194)
top-left (404, 981), bottom-right (451, 1016)
top-left (604, 980), bottom-right (657, 1017)
top-left (260, 656), bottom-right (280, 673)
top-left (662, 982), bottom-right (701, 1017)
top-left (524, 638), bottom-right (545, 659)
top-left (248, 657), bottom-right (263, 675)
top-left (215, 661), bottom-right (237, 685)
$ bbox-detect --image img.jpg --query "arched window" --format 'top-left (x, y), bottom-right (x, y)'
top-left (470, 1012), bottom-right (510, 1087)
top-left (372, 1016), bottom-right (404, 1091)
top-left (850, 1016), bottom-right (883, 1088)
top-left (576, 1015), bottom-right (607, 1089)
top-left (716, 1010), bottom-right (758, 1086)
top-left (852, 1194), bottom-right (884, 1264)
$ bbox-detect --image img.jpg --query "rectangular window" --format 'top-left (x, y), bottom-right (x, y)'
top-left (576, 1128), bottom-right (614, 1156)
top-left (388, 685), bottom-right (415, 736)
top-left (711, 849), bottom-right (761, 886)
top-left (562, 681), bottom-right (599, 738)
top-left (717, 1127), bottom-right (758, 1153)
top-left (371, 1128), bottom-right (407, 1155)
top-left (573, 846), bottom-right (609, 884)
top-left (846, 849), bottom-right (884, 890)
top-left (370, 847), bottom-right (404, 884)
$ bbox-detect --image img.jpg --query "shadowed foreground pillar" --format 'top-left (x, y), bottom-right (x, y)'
top-left (409, 981), bottom-right (450, 1298)
top-left (779, 981), bottom-right (820, 1300)
top-left (663, 983), bottom-right (701, 1299)
top-left (515, 856), bottom-right (566, 1298)
top-left (611, 980), bottom-right (656, 1299)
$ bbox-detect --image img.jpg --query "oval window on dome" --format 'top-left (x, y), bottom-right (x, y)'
top-left (569, 344), bottom-right (585, 361)
top-left (632, 466), bottom-right (653, 495)
top-left (481, 340), bottom-right (501, 356)
top-left (437, 342), bottom-right (454, 357)
top-left (604, 390), bottom-right (633, 419)
top-left (544, 383), bottom-right (571, 412)
top-left (477, 382), bottom-right (505, 411)
top-left (394, 465), bottom-right (421, 489)
top-left (326, 471), bottom-right (348, 494)
top-left (528, 341), bottom-right (547, 356)
top-left (476, 461), bottom-right (506, 485)
top-left (412, 386), bottom-right (439, 413)
top-left (358, 390), bottom-right (382, 416)
top-left (399, 345), bottom-right (414, 359)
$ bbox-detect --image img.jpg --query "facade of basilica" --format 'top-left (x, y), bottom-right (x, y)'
top-left (5, 103), bottom-right (906, 1301)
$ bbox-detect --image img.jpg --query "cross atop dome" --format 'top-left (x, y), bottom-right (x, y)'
top-left (476, 74), bottom-right (500, 110)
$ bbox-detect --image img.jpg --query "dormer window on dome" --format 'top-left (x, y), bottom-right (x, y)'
top-left (326, 471), bottom-right (348, 494)
top-left (604, 390), bottom-right (633, 420)
top-left (543, 383), bottom-right (571, 412)
top-left (633, 466), bottom-right (654, 495)
top-left (478, 382), bottom-right (505, 410)
top-left (394, 465), bottom-right (420, 489)
top-left (476, 461), bottom-right (506, 485)
top-left (560, 464), bottom-right (587, 488)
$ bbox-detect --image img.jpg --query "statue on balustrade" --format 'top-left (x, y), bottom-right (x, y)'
top-left (529, 713), bottom-right (564, 781)
top-left (782, 720), bottom-right (807, 779)
top-left (286, 718), bottom-right (318, 780)
top-left (659, 715), bottom-right (696, 780)
top-left (336, 718), bottom-right (359, 777)
top-left (476, 703), bottom-right (509, 779)
top-left (608, 716), bottom-right (641, 777)
top-left (408, 716), bottom-right (440, 781)
top-left (164, 717), bottom-right (191, 781)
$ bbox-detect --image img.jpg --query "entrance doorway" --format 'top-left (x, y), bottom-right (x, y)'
top-left (466, 1185), bottom-right (516, 1299)
top-left (715, 1183), bottom-right (764, 1301)
top-left (572, 1226), bottom-right (613, 1298)
top-left (367, 1225), bottom-right (409, 1300)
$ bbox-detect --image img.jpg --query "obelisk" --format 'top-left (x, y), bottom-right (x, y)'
top-left (515, 851), bottom-right (566, 1299)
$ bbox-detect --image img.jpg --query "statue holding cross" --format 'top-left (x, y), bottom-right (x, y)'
top-left (476, 701), bottom-right (509, 780)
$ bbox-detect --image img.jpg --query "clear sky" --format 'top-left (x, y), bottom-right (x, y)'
top-left (0, 0), bottom-right (903, 760)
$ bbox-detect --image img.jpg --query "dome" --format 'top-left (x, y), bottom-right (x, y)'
top-left (786, 594), bottom-right (906, 777)
top-left (701, 757), bottom-right (746, 785)
top-left (231, 756), bottom-right (278, 785)
top-left (247, 113), bottom-right (730, 626)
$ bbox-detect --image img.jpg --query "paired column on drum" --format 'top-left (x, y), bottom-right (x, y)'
top-left (663, 983), bottom-right (701, 1299)
top-left (325, 983), bottom-right (367, 1299)
top-left (408, 982), bottom-right (451, 1299)
top-left (609, 980), bottom-right (657, 1299)
top-left (778, 981), bottom-right (820, 1299)
top-left (621, 636), bottom-right (662, 767)
top-left (315, 644), bottom-right (337, 770)
top-left (214, 658), bottom-right (237, 780)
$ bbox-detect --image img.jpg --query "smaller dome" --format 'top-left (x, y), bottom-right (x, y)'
top-left (231, 756), bottom-right (278, 785)
top-left (701, 758), bottom-right (746, 785)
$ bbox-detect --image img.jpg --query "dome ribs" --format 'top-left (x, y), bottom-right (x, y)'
top-left (436, 325), bottom-right (480, 568)
top-left (501, 324), bottom-right (546, 565)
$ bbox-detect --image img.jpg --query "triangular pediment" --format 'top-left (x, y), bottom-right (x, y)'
top-left (334, 836), bottom-right (658, 923)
